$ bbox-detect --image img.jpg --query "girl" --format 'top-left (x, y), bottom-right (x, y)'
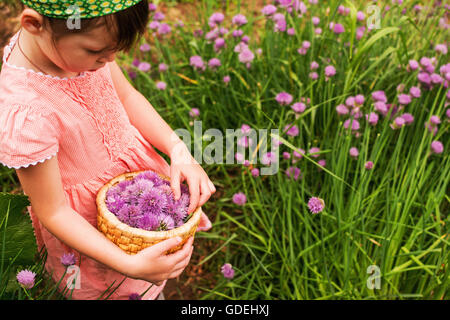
top-left (0, 0), bottom-right (215, 300)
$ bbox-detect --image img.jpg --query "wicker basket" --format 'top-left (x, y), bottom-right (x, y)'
top-left (96, 170), bottom-right (202, 255)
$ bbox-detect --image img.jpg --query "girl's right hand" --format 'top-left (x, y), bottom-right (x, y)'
top-left (125, 236), bottom-right (194, 286)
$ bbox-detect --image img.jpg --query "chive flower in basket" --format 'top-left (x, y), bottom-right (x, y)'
top-left (105, 171), bottom-right (190, 231)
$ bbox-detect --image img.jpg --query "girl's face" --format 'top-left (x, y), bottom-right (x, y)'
top-left (47, 22), bottom-right (118, 73)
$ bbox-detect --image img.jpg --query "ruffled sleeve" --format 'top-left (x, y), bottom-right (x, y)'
top-left (0, 105), bottom-right (59, 169)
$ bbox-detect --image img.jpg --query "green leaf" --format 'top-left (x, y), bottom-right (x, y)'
top-left (0, 193), bottom-right (37, 267)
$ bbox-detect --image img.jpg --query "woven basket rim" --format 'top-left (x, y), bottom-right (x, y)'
top-left (96, 170), bottom-right (202, 241)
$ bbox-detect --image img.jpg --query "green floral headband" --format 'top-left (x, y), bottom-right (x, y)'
top-left (21, 0), bottom-right (143, 19)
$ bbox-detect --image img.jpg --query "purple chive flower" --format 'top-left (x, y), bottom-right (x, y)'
top-left (251, 168), bottom-right (260, 177)
top-left (276, 92), bottom-right (293, 106)
top-left (324, 65), bottom-right (336, 78)
top-left (285, 167), bottom-right (301, 180)
top-left (214, 37), bottom-right (226, 52)
top-left (292, 148), bottom-right (305, 162)
top-left (336, 104), bottom-right (349, 115)
top-left (308, 197), bottom-right (325, 214)
top-left (139, 189), bottom-right (167, 214)
top-left (190, 55), bottom-right (206, 71)
top-left (241, 124), bottom-right (251, 134)
top-left (365, 161), bottom-right (374, 170)
top-left (232, 29), bottom-right (244, 37)
top-left (232, 192), bottom-right (247, 205)
top-left (148, 3), bottom-right (157, 11)
top-left (128, 71), bottom-right (137, 80)
top-left (343, 119), bottom-right (360, 131)
top-left (420, 56), bottom-right (431, 67)
top-left (140, 43), bottom-right (151, 52)
top-left (262, 4), bottom-right (277, 16)
top-left (189, 108), bottom-right (200, 118)
top-left (333, 23), bottom-right (345, 34)
top-left (232, 14), bottom-right (247, 26)
top-left (372, 90), bottom-right (387, 102)
top-left (345, 96), bottom-right (355, 107)
top-left (284, 124), bottom-right (299, 137)
top-left (153, 11), bottom-right (165, 21)
top-left (418, 72), bottom-right (431, 85)
top-left (132, 58), bottom-right (140, 67)
top-left (430, 141), bottom-right (444, 154)
top-left (408, 59), bottom-right (419, 71)
top-left (223, 75), bottom-right (231, 83)
top-left (431, 73), bottom-right (443, 85)
top-left (374, 101), bottom-right (388, 115)
top-left (292, 102), bottom-right (307, 113)
top-left (318, 159), bottom-right (326, 169)
top-left (366, 112), bottom-right (379, 126)
top-left (61, 252), bottom-right (76, 267)
top-left (128, 293), bottom-right (142, 300)
top-left (430, 115), bottom-right (441, 125)
top-left (138, 62), bottom-right (151, 72)
top-left (158, 63), bottom-right (168, 72)
top-left (208, 58), bottom-right (221, 70)
top-left (156, 81), bottom-right (167, 90)
top-left (262, 152), bottom-right (278, 165)
top-left (221, 263), bottom-right (235, 279)
top-left (16, 270), bottom-right (36, 289)
top-left (238, 47), bottom-right (255, 64)
top-left (356, 11), bottom-right (365, 21)
top-left (398, 94), bottom-right (411, 105)
top-left (391, 116), bottom-right (405, 129)
top-left (401, 113), bottom-right (414, 125)
top-left (309, 72), bottom-right (318, 80)
top-left (309, 147), bottom-right (321, 158)
top-left (312, 16), bottom-right (320, 25)
top-left (310, 61), bottom-right (319, 70)
top-left (148, 20), bottom-right (160, 30)
top-left (349, 147), bottom-right (359, 158)
top-left (410, 86), bottom-right (421, 98)
top-left (209, 12), bottom-right (225, 26)
top-left (157, 23), bottom-right (172, 34)
top-left (235, 152), bottom-right (244, 164)
top-left (355, 94), bottom-right (365, 105)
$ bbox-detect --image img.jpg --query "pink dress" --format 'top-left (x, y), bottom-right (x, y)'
top-left (0, 30), bottom-right (170, 300)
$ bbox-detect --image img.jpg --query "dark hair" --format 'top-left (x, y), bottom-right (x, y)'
top-left (21, 0), bottom-right (149, 53)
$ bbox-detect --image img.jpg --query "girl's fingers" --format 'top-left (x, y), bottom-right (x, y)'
top-left (172, 245), bottom-right (194, 271)
top-left (187, 179), bottom-right (200, 214)
top-left (198, 180), bottom-right (212, 206)
top-left (170, 167), bottom-right (181, 200)
top-left (197, 212), bottom-right (212, 231)
top-left (166, 236), bottom-right (193, 265)
top-left (208, 180), bottom-right (216, 193)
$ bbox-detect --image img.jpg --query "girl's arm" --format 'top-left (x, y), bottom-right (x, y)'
top-left (110, 61), bottom-right (216, 215)
top-left (109, 61), bottom-right (183, 158)
top-left (15, 155), bottom-right (194, 285)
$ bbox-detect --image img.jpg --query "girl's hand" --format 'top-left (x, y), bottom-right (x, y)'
top-left (197, 212), bottom-right (212, 231)
top-left (126, 236), bottom-right (194, 286)
top-left (169, 144), bottom-right (216, 215)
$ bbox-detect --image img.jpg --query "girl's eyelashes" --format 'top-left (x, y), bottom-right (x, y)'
top-left (86, 49), bottom-right (103, 55)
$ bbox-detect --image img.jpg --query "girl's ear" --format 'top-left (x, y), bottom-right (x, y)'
top-left (21, 8), bottom-right (45, 33)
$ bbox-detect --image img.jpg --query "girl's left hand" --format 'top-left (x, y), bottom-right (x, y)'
top-left (169, 144), bottom-right (216, 216)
